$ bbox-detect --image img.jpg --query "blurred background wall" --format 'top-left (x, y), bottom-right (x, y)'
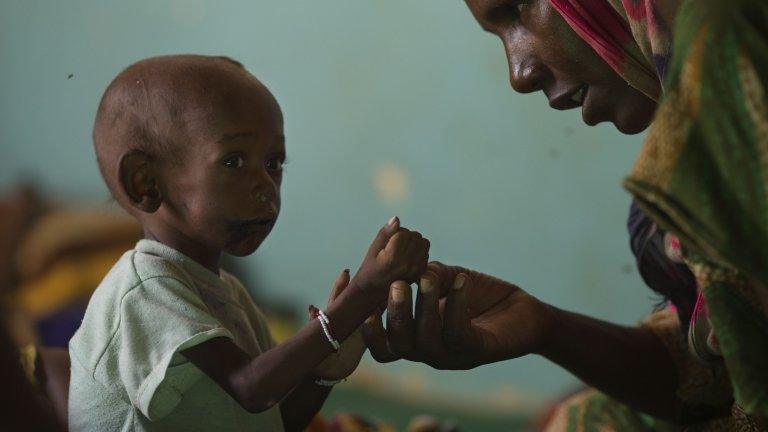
top-left (0, 0), bottom-right (653, 427)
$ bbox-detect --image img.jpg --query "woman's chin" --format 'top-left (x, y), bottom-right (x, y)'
top-left (613, 118), bottom-right (649, 135)
top-left (612, 107), bottom-right (654, 135)
top-left (611, 95), bottom-right (657, 135)
top-left (580, 114), bottom-right (648, 135)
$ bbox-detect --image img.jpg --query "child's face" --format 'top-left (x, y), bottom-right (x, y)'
top-left (157, 77), bottom-right (285, 257)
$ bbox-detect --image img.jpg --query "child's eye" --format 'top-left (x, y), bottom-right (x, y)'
top-left (266, 158), bottom-right (284, 171)
top-left (223, 155), bottom-right (244, 169)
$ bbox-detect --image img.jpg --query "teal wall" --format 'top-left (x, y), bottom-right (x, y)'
top-left (1, 0), bottom-right (652, 409)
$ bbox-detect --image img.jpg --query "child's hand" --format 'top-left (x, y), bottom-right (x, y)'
top-left (314, 268), bottom-right (366, 380)
top-left (352, 217), bottom-right (431, 305)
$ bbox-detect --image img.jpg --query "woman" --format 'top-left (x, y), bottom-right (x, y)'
top-left (362, 0), bottom-right (768, 430)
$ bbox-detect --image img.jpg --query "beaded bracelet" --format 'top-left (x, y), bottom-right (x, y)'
top-left (309, 305), bottom-right (340, 351)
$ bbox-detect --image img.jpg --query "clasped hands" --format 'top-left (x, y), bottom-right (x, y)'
top-left (361, 261), bottom-right (554, 370)
top-left (316, 219), bottom-right (555, 379)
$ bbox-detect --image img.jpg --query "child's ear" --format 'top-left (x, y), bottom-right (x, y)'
top-left (118, 151), bottom-right (162, 213)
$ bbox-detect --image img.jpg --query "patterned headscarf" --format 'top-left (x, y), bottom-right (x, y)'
top-left (549, 0), bottom-right (682, 101)
top-left (550, 0), bottom-right (700, 328)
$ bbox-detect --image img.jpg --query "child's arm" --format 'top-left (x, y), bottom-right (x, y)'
top-left (280, 267), bottom-right (367, 431)
top-left (181, 218), bottom-right (429, 422)
top-left (179, 320), bottom-right (336, 413)
top-left (279, 377), bottom-right (333, 431)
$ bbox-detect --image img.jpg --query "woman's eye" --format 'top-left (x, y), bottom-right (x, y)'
top-left (487, 1), bottom-right (528, 25)
top-left (266, 158), bottom-right (284, 171)
top-left (223, 155), bottom-right (244, 168)
top-left (512, 1), bottom-right (529, 17)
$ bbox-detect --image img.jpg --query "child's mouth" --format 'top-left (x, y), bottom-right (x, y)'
top-left (228, 218), bottom-right (276, 240)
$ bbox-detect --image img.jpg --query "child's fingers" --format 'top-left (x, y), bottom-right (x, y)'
top-left (421, 237), bottom-right (431, 258)
top-left (410, 238), bottom-right (431, 282)
top-left (404, 232), bottom-right (428, 263)
top-left (382, 227), bottom-right (422, 261)
top-left (403, 230), bottom-right (423, 252)
top-left (361, 312), bottom-right (400, 363)
top-left (417, 238), bottom-right (431, 274)
top-left (381, 229), bottom-right (405, 259)
top-left (382, 231), bottom-right (428, 280)
top-left (367, 216), bottom-right (400, 257)
top-left (327, 268), bottom-right (351, 305)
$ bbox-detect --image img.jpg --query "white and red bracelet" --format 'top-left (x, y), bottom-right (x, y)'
top-left (308, 305), bottom-right (340, 351)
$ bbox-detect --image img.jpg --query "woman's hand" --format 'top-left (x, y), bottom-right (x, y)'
top-left (362, 263), bottom-right (686, 421)
top-left (362, 262), bottom-right (555, 370)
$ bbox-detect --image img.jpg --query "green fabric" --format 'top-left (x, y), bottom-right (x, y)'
top-left (68, 239), bottom-right (283, 431)
top-left (577, 392), bottom-right (674, 432)
top-left (623, 0), bottom-right (768, 419)
top-left (555, 389), bottom-right (678, 432)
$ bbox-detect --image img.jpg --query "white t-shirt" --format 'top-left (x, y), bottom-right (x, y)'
top-left (68, 239), bottom-right (284, 431)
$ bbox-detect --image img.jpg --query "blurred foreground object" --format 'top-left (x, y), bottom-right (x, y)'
top-left (0, 325), bottom-right (61, 431)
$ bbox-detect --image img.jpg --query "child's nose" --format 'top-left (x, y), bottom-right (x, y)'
top-left (251, 186), bottom-right (276, 202)
top-left (250, 177), bottom-right (278, 208)
top-left (250, 167), bottom-right (278, 189)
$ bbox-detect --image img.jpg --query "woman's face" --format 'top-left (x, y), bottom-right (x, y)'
top-left (464, 0), bottom-right (657, 134)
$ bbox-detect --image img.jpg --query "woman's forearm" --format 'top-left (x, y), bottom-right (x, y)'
top-left (537, 306), bottom-right (681, 421)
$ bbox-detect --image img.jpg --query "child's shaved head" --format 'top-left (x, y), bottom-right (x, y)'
top-left (93, 54), bottom-right (260, 203)
top-left (93, 54), bottom-right (285, 258)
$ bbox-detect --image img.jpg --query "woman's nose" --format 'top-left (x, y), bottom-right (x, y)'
top-left (503, 38), bottom-right (546, 94)
top-left (509, 62), bottom-right (546, 94)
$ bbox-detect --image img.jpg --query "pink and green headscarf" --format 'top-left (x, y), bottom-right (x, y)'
top-left (549, 0), bottom-right (681, 101)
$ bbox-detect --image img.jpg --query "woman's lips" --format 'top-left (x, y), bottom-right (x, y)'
top-left (570, 84), bottom-right (587, 105)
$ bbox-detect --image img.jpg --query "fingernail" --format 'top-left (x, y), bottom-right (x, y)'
top-left (392, 286), bottom-right (405, 302)
top-left (419, 277), bottom-right (434, 294)
top-left (387, 216), bottom-right (399, 227)
top-left (453, 273), bottom-right (466, 290)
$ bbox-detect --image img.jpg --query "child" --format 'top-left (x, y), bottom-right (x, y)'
top-left (68, 55), bottom-right (430, 432)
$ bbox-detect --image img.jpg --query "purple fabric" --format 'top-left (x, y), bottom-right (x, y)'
top-left (628, 201), bottom-right (697, 330)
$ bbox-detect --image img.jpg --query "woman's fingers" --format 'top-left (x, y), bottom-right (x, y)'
top-left (327, 268), bottom-right (351, 305)
top-left (442, 273), bottom-right (479, 352)
top-left (415, 272), bottom-right (447, 361)
top-left (386, 280), bottom-right (416, 358)
top-left (360, 265), bottom-right (482, 369)
top-left (426, 261), bottom-right (458, 297)
top-left (361, 312), bottom-right (400, 363)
